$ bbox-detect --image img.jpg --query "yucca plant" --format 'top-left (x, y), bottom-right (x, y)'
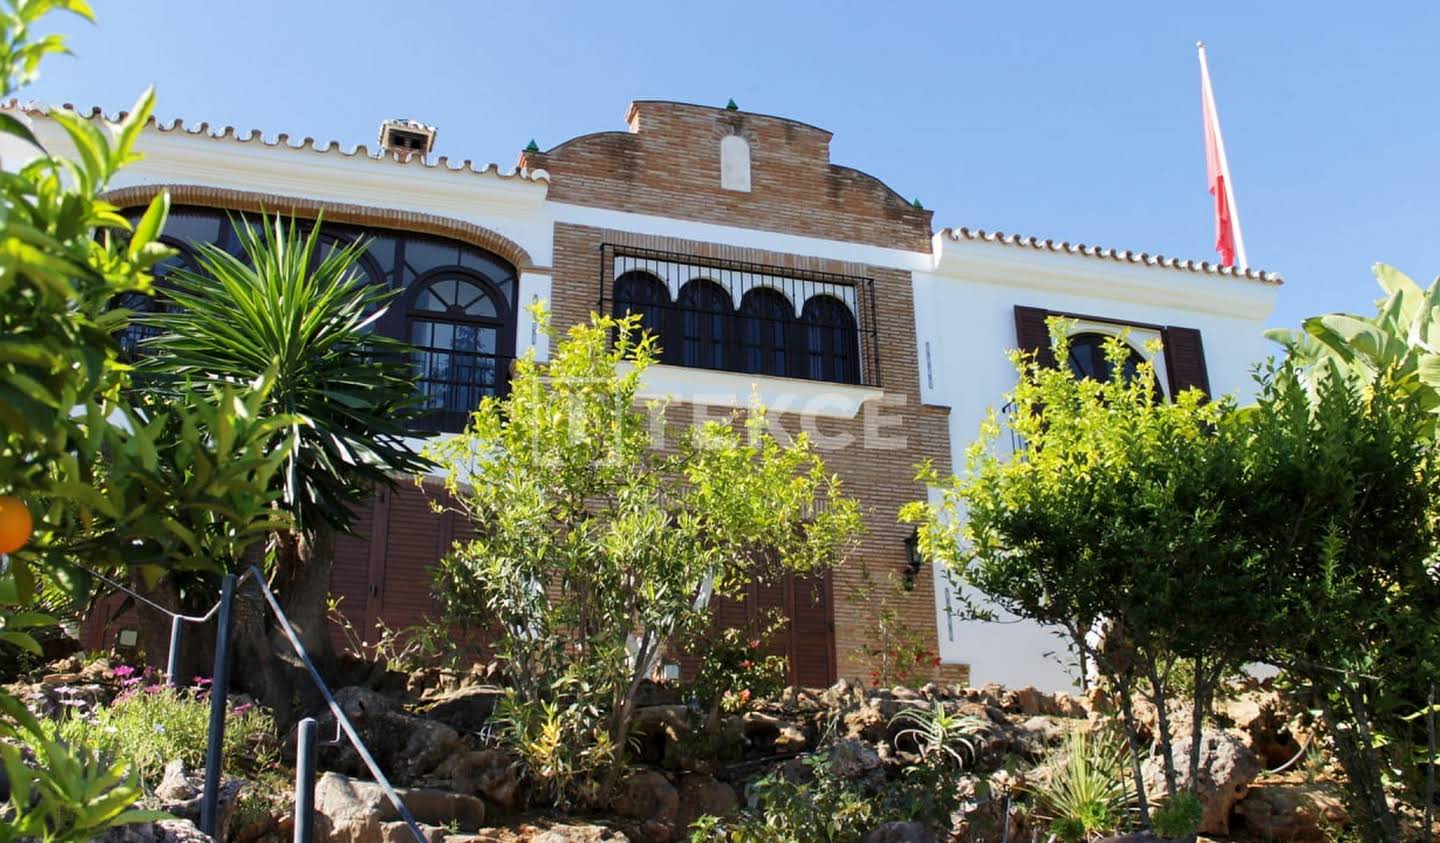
top-left (1029, 726), bottom-right (1132, 842)
top-left (140, 214), bottom-right (431, 663)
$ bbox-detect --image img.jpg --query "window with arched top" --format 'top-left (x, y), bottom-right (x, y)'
top-left (121, 205), bottom-right (521, 433)
top-left (613, 270), bottom-right (671, 347)
top-left (601, 245), bottom-right (879, 388)
top-left (1066, 332), bottom-right (1157, 394)
top-left (407, 272), bottom-right (511, 433)
top-left (739, 287), bottom-right (794, 377)
top-left (801, 295), bottom-right (860, 384)
top-left (676, 279), bottom-right (733, 370)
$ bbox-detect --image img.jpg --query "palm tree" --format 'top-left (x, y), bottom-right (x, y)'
top-left (141, 213), bottom-right (430, 669)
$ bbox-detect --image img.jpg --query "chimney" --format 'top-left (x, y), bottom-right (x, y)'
top-left (377, 118), bottom-right (436, 162)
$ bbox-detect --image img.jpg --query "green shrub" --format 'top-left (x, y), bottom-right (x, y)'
top-left (52, 681), bottom-right (277, 789)
top-left (1151, 790), bottom-right (1202, 839)
top-left (688, 739), bottom-right (979, 843)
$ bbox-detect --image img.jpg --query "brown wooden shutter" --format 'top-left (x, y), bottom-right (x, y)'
top-left (328, 496), bottom-right (380, 651)
top-left (1162, 326), bottom-right (1211, 398)
top-left (1013, 305), bottom-right (1057, 367)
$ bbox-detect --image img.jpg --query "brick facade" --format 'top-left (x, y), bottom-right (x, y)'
top-left (522, 101), bottom-right (934, 254)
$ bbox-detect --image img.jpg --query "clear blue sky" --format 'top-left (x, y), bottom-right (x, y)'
top-left (25, 1), bottom-right (1440, 332)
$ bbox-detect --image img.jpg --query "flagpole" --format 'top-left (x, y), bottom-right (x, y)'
top-left (1197, 41), bottom-right (1248, 271)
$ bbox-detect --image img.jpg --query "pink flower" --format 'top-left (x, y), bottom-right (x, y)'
top-left (748, 640), bottom-right (761, 650)
top-left (192, 676), bottom-right (212, 688)
top-left (232, 703), bottom-right (253, 716)
top-left (111, 665), bottom-right (136, 679)
top-left (738, 689), bottom-right (751, 702)
top-left (740, 660), bottom-right (752, 670)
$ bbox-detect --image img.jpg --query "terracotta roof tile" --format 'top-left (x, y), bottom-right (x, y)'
top-left (940, 226), bottom-right (1282, 284)
top-left (1, 100), bottom-right (549, 183)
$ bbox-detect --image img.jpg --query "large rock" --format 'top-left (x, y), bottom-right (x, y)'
top-left (609, 769), bottom-right (678, 841)
top-left (1217, 685), bottom-right (1305, 768)
top-left (1142, 730), bottom-right (1260, 836)
top-left (674, 774), bottom-right (739, 831)
top-left (148, 760), bottom-right (243, 843)
top-left (448, 825), bottom-right (630, 842)
top-left (420, 686), bottom-right (504, 734)
top-left (316, 687), bottom-right (462, 785)
top-left (448, 749), bottom-right (524, 811)
top-left (1233, 780), bottom-right (1348, 841)
top-left (741, 711), bottom-right (809, 753)
top-left (315, 771), bottom-right (486, 842)
top-left (628, 704), bottom-right (692, 766)
top-left (827, 738), bottom-right (885, 790)
top-left (94, 819), bottom-right (213, 843)
top-left (864, 821), bottom-right (937, 842)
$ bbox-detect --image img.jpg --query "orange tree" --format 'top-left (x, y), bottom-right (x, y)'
top-left (0, 1), bottom-right (293, 837)
top-left (428, 310), bottom-right (863, 806)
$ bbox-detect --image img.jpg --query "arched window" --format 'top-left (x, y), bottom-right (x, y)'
top-left (408, 273), bottom-right (510, 433)
top-left (120, 205), bottom-right (521, 433)
top-left (676, 279), bottom-right (734, 371)
top-left (1066, 332), bottom-right (1155, 392)
top-left (800, 295), bottom-right (860, 384)
top-left (739, 287), bottom-right (793, 377)
top-left (613, 270), bottom-right (671, 348)
top-left (115, 238), bottom-right (196, 358)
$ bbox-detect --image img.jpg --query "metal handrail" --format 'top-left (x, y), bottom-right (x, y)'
top-left (241, 566), bottom-right (428, 843)
top-left (82, 565), bottom-right (429, 842)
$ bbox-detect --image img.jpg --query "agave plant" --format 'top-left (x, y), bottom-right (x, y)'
top-left (888, 699), bottom-right (989, 767)
top-left (1266, 263), bottom-right (1440, 433)
top-left (140, 214), bottom-right (431, 659)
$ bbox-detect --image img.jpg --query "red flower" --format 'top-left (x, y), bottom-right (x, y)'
top-left (932, 657), bottom-right (942, 668)
top-left (740, 660), bottom-right (752, 670)
top-left (739, 689), bottom-right (752, 702)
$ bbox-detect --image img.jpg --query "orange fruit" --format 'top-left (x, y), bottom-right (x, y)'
top-left (0, 496), bottom-right (33, 555)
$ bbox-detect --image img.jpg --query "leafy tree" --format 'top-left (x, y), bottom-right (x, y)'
top-left (140, 215), bottom-right (431, 673)
top-left (428, 310), bottom-right (863, 801)
top-left (903, 325), bottom-right (1265, 833)
top-left (0, 0), bottom-right (298, 837)
top-left (1240, 358), bottom-right (1440, 843)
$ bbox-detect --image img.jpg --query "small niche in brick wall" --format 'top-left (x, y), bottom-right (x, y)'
top-left (720, 133), bottom-right (751, 192)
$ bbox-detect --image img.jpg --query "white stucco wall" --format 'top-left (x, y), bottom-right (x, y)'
top-left (913, 234), bottom-right (1280, 691)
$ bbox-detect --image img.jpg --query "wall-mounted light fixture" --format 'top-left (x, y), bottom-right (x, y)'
top-left (903, 528), bottom-right (923, 590)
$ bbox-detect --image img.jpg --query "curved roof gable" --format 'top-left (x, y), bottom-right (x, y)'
top-left (520, 100), bottom-right (934, 253)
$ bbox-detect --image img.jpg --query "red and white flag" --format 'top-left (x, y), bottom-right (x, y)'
top-left (1198, 42), bottom-right (1247, 269)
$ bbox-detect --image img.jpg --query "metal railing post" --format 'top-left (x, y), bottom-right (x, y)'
top-left (166, 614), bottom-right (183, 687)
top-left (294, 717), bottom-right (317, 843)
top-left (200, 573), bottom-right (236, 837)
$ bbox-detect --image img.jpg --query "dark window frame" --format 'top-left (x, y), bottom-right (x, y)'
top-left (598, 244), bottom-right (881, 388)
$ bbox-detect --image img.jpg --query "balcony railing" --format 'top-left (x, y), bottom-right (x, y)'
top-left (598, 244), bottom-right (881, 388)
top-left (411, 346), bottom-right (512, 435)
